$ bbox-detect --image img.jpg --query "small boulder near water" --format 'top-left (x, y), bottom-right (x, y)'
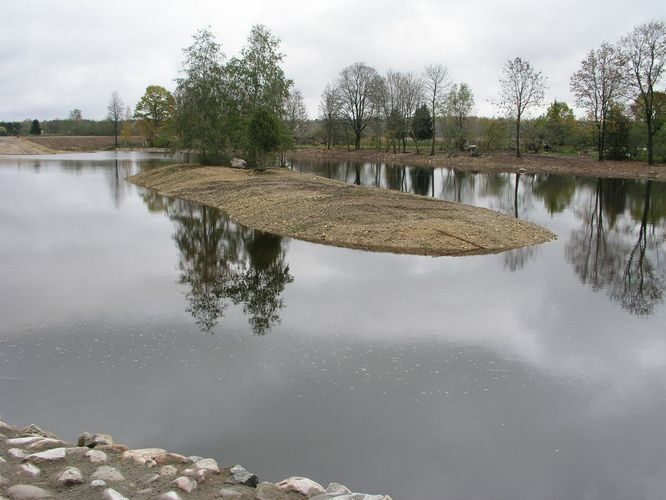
top-left (92, 465), bottom-right (126, 482)
top-left (195, 457), bottom-right (219, 473)
top-left (276, 476), bottom-right (326, 497)
top-left (172, 475), bottom-right (197, 493)
top-left (6, 484), bottom-right (54, 499)
top-left (228, 464), bottom-right (258, 487)
top-left (85, 448), bottom-right (107, 463)
top-left (17, 463), bottom-right (41, 479)
top-left (23, 447), bottom-right (66, 463)
top-left (78, 432), bottom-right (113, 448)
top-left (231, 157), bottom-right (247, 169)
top-left (56, 466), bottom-right (84, 486)
top-left (102, 488), bottom-right (129, 500)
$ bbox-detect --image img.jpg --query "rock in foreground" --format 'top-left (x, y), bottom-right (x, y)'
top-left (0, 419), bottom-right (391, 499)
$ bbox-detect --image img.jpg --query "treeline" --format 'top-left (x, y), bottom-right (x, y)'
top-left (1, 117), bottom-right (123, 137)
top-left (3, 20), bottom-right (663, 165)
top-left (316, 20), bottom-right (666, 164)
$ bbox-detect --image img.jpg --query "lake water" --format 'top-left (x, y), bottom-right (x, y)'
top-left (1, 152), bottom-right (665, 500)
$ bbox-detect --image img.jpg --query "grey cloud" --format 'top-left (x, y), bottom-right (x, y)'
top-left (1, 0), bottom-right (664, 120)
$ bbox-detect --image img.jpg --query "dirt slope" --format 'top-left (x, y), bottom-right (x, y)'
top-left (0, 136), bottom-right (57, 154)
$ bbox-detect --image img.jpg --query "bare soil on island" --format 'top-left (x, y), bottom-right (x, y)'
top-left (0, 136), bottom-right (58, 154)
top-left (128, 164), bottom-right (555, 256)
top-left (24, 135), bottom-right (144, 151)
top-left (291, 148), bottom-right (666, 182)
top-left (0, 136), bottom-right (146, 154)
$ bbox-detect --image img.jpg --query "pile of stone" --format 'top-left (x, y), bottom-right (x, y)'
top-left (0, 419), bottom-right (391, 499)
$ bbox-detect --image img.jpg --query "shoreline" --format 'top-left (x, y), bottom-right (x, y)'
top-left (289, 148), bottom-right (666, 182)
top-left (128, 164), bottom-right (555, 257)
top-left (0, 419), bottom-right (389, 499)
top-left (0, 136), bottom-right (165, 155)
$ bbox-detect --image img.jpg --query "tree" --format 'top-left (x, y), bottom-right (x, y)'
top-left (225, 24), bottom-right (292, 150)
top-left (247, 108), bottom-right (281, 170)
top-left (319, 84), bottom-right (341, 149)
top-left (498, 57), bottom-right (547, 157)
top-left (605, 103), bottom-right (632, 160)
top-left (135, 85), bottom-right (174, 147)
top-left (396, 72), bottom-right (424, 153)
top-left (336, 62), bottom-right (381, 150)
top-left (544, 100), bottom-right (576, 147)
top-left (570, 43), bottom-right (626, 161)
top-left (283, 89), bottom-right (307, 146)
top-left (175, 28), bottom-right (228, 164)
top-left (621, 21), bottom-right (666, 165)
top-left (30, 119), bottom-right (41, 135)
top-left (423, 64), bottom-right (450, 155)
top-left (107, 91), bottom-right (124, 148)
top-left (412, 104), bottom-right (433, 141)
top-left (378, 69), bottom-right (401, 153)
top-left (68, 109), bottom-right (82, 121)
top-left (447, 83), bottom-right (475, 150)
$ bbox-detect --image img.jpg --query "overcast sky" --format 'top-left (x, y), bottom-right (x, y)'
top-left (1, 0), bottom-right (664, 122)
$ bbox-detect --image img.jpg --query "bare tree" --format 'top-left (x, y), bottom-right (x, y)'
top-left (336, 62), bottom-right (381, 150)
top-left (570, 43), bottom-right (626, 162)
top-left (378, 70), bottom-right (424, 153)
top-left (447, 83), bottom-right (475, 150)
top-left (378, 70), bottom-right (401, 152)
top-left (107, 91), bottom-right (124, 148)
top-left (621, 21), bottom-right (666, 165)
top-left (283, 89), bottom-right (308, 144)
top-left (497, 57), bottom-right (546, 157)
top-left (423, 64), bottom-right (450, 155)
top-left (397, 72), bottom-right (424, 153)
top-left (319, 84), bottom-right (341, 149)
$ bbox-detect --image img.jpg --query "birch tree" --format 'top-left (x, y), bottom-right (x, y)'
top-left (447, 83), bottom-right (474, 150)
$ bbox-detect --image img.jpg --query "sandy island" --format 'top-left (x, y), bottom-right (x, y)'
top-left (129, 164), bottom-right (555, 256)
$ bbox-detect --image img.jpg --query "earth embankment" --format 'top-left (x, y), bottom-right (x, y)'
top-left (129, 164), bottom-right (556, 256)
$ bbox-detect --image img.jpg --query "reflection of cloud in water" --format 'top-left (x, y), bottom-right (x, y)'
top-left (284, 235), bottom-right (665, 417)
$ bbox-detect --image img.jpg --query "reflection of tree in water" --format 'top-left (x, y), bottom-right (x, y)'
top-left (409, 167), bottom-right (434, 197)
top-left (142, 192), bottom-right (293, 334)
top-left (566, 179), bottom-right (665, 315)
top-left (503, 245), bottom-right (539, 272)
top-left (532, 175), bottom-right (576, 215)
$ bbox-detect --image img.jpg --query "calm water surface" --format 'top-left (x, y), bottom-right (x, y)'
top-left (1, 152), bottom-right (665, 500)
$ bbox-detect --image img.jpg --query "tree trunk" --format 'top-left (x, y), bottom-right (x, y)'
top-left (647, 113), bottom-right (654, 165)
top-left (354, 130), bottom-right (361, 150)
top-left (599, 119), bottom-right (605, 162)
top-left (514, 172), bottom-right (520, 218)
top-left (515, 117), bottom-right (521, 158)
top-left (430, 102), bottom-right (436, 156)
